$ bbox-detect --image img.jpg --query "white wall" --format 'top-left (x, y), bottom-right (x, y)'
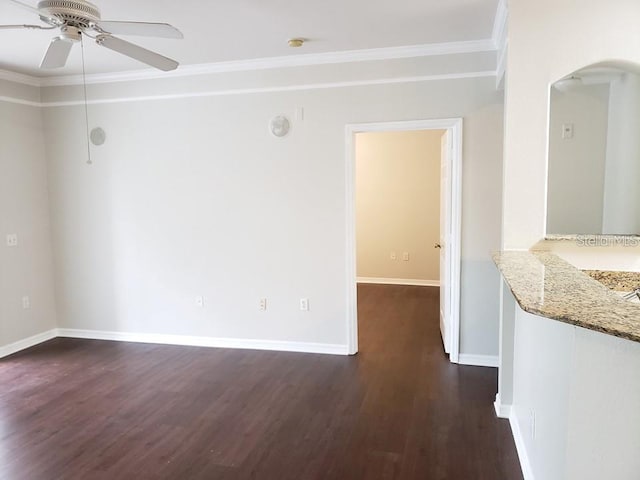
top-left (602, 72), bottom-right (640, 233)
top-left (547, 84), bottom-right (609, 234)
top-left (511, 307), bottom-right (640, 480)
top-left (42, 73), bottom-right (504, 356)
top-left (501, 3), bottom-right (640, 475)
top-left (502, 0), bottom-right (640, 249)
top-left (0, 98), bottom-right (57, 351)
top-left (356, 130), bottom-right (442, 283)
top-left (460, 101), bottom-right (504, 356)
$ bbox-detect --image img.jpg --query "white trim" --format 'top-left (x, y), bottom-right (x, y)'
top-left (345, 118), bottom-right (463, 361)
top-left (449, 120), bottom-right (463, 364)
top-left (0, 329), bottom-right (57, 359)
top-left (494, 394), bottom-right (512, 418)
top-left (491, 0), bottom-right (508, 50)
top-left (458, 354), bottom-right (499, 368)
top-left (55, 328), bottom-right (348, 355)
top-left (0, 68), bottom-right (41, 87)
top-left (37, 40), bottom-right (497, 87)
top-left (37, 71), bottom-right (495, 108)
top-left (357, 277), bottom-right (440, 287)
top-left (0, 96), bottom-right (42, 107)
top-left (496, 43), bottom-right (508, 90)
top-left (492, 0), bottom-right (508, 90)
top-left (509, 410), bottom-right (536, 480)
top-left (345, 126), bottom-right (358, 356)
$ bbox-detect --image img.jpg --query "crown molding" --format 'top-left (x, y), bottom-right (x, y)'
top-left (0, 68), bottom-right (42, 87)
top-left (38, 71), bottom-right (496, 107)
top-left (0, 39), bottom-right (496, 88)
top-left (491, 0), bottom-right (508, 51)
top-left (0, 70), bottom-right (496, 108)
top-left (0, 95), bottom-right (41, 107)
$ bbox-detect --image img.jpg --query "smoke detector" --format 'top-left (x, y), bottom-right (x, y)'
top-left (288, 38), bottom-right (305, 48)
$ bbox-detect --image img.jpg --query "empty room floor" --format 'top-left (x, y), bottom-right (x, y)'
top-left (0, 284), bottom-right (522, 479)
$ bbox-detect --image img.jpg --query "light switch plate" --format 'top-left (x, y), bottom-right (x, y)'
top-left (6, 234), bottom-right (17, 247)
top-left (562, 123), bottom-right (574, 139)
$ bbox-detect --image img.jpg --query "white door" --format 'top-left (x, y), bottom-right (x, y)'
top-left (439, 130), bottom-right (452, 354)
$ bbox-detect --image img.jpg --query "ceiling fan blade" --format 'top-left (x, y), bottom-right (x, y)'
top-left (96, 35), bottom-right (179, 71)
top-left (95, 21), bottom-right (183, 39)
top-left (5, 0), bottom-right (40, 14)
top-left (0, 23), bottom-right (54, 29)
top-left (40, 37), bottom-right (73, 68)
top-left (5, 0), bottom-right (58, 23)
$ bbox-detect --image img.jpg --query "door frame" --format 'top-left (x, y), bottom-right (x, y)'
top-left (345, 118), bottom-right (463, 363)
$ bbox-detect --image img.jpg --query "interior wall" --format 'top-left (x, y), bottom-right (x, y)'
top-left (501, 0), bottom-right (640, 474)
top-left (0, 99), bottom-right (57, 350)
top-left (355, 130), bottom-right (442, 282)
top-left (459, 101), bottom-right (504, 356)
top-left (602, 72), bottom-right (640, 233)
top-left (42, 75), bottom-right (504, 356)
top-left (512, 307), bottom-right (640, 480)
top-left (546, 84), bottom-right (609, 234)
top-left (502, 0), bottom-right (640, 249)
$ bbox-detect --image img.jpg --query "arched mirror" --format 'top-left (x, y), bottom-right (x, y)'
top-left (546, 61), bottom-right (640, 236)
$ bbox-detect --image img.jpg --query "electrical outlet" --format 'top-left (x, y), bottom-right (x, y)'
top-left (6, 234), bottom-right (17, 247)
top-left (259, 298), bottom-right (267, 311)
top-left (195, 296), bottom-right (204, 308)
top-left (22, 296), bottom-right (30, 309)
top-left (390, 251), bottom-right (397, 260)
top-left (299, 298), bottom-right (309, 311)
top-left (402, 252), bottom-right (409, 261)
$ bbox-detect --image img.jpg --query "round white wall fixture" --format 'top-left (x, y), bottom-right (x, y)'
top-left (90, 127), bottom-right (106, 146)
top-left (269, 115), bottom-right (291, 138)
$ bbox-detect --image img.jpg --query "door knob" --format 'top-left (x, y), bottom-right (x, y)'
top-left (434, 243), bottom-right (442, 249)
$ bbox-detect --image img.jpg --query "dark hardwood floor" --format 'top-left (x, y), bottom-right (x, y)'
top-left (0, 285), bottom-right (522, 479)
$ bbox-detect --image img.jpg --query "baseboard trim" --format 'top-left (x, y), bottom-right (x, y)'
top-left (356, 277), bottom-right (440, 287)
top-left (509, 410), bottom-right (535, 480)
top-left (55, 329), bottom-right (349, 355)
top-left (493, 394), bottom-right (512, 419)
top-left (458, 353), bottom-right (499, 368)
top-left (0, 329), bottom-right (58, 359)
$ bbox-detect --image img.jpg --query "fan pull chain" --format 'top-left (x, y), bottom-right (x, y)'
top-left (80, 34), bottom-right (92, 165)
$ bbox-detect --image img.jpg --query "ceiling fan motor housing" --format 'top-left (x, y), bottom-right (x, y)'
top-left (37, 0), bottom-right (101, 27)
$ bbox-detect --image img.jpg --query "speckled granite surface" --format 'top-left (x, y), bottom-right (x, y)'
top-left (583, 270), bottom-right (640, 292)
top-left (494, 251), bottom-right (640, 343)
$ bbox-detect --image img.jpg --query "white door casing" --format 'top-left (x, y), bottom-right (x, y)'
top-left (439, 130), bottom-right (451, 354)
top-left (346, 118), bottom-right (462, 363)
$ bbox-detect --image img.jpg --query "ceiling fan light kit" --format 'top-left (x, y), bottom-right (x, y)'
top-left (37, 0), bottom-right (101, 26)
top-left (2, 0), bottom-right (184, 71)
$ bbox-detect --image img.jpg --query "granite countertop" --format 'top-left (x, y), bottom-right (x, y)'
top-left (583, 270), bottom-right (640, 292)
top-left (493, 251), bottom-right (640, 343)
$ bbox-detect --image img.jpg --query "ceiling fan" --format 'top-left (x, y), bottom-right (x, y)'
top-left (0, 0), bottom-right (183, 71)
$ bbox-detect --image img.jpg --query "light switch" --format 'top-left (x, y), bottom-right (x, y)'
top-left (402, 252), bottom-right (410, 261)
top-left (562, 123), bottom-right (574, 139)
top-left (6, 234), bottom-right (17, 247)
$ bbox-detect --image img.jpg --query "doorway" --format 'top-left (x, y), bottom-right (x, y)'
top-left (345, 119), bottom-right (462, 362)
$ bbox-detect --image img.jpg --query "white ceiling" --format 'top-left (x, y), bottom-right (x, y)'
top-left (0, 0), bottom-right (500, 77)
